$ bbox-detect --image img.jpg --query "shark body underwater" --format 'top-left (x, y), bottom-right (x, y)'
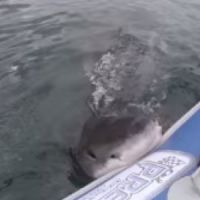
top-left (69, 31), bottom-right (200, 181)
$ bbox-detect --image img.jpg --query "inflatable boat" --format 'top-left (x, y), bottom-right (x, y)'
top-left (64, 102), bottom-right (200, 200)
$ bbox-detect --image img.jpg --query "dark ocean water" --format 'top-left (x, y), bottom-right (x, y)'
top-left (0, 0), bottom-right (200, 199)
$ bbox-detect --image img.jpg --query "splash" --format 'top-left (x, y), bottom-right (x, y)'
top-left (86, 33), bottom-right (168, 117)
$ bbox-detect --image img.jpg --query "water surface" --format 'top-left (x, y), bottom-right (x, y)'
top-left (0, 0), bottom-right (200, 199)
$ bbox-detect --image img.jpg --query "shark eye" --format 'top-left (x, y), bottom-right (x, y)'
top-left (110, 154), bottom-right (119, 159)
top-left (86, 149), bottom-right (96, 160)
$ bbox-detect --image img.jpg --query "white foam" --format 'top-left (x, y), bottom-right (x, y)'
top-left (86, 51), bottom-right (123, 110)
top-left (10, 65), bottom-right (19, 72)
